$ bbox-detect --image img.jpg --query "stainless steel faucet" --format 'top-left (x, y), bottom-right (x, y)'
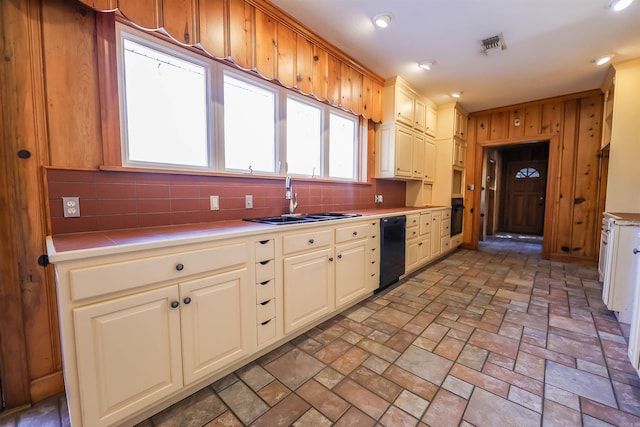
top-left (285, 176), bottom-right (298, 214)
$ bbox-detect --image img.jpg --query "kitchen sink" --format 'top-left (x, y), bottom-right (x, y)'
top-left (244, 212), bottom-right (361, 225)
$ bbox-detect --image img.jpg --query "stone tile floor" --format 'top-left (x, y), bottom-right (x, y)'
top-left (3, 237), bottom-right (640, 426)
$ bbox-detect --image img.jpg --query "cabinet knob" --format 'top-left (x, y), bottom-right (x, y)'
top-left (418, 242), bottom-right (423, 246)
top-left (338, 254), bottom-right (342, 259)
top-left (634, 248), bottom-right (640, 255)
top-left (260, 280), bottom-right (270, 285)
top-left (175, 263), bottom-right (184, 271)
top-left (260, 260), bottom-right (270, 265)
top-left (328, 257), bottom-right (334, 262)
top-left (183, 297), bottom-right (191, 305)
top-left (170, 301), bottom-right (179, 309)
top-left (309, 239), bottom-right (315, 244)
top-left (261, 319), bottom-right (272, 326)
top-left (259, 240), bottom-right (269, 244)
top-left (353, 231), bottom-right (358, 236)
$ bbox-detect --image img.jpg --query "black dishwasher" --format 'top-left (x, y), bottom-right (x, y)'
top-left (378, 215), bottom-right (406, 292)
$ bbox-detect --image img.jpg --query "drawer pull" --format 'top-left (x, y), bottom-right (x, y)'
top-left (183, 297), bottom-right (192, 305)
top-left (353, 231), bottom-right (358, 236)
top-left (371, 261), bottom-right (376, 264)
top-left (260, 280), bottom-right (270, 285)
top-left (259, 240), bottom-right (270, 244)
top-left (328, 257), bottom-right (334, 262)
top-left (175, 263), bottom-right (184, 271)
top-left (371, 248), bottom-right (376, 251)
top-left (371, 273), bottom-right (375, 277)
top-left (634, 248), bottom-right (640, 255)
top-left (338, 254), bottom-right (343, 259)
top-left (261, 319), bottom-right (272, 326)
top-left (309, 239), bottom-right (315, 244)
top-left (260, 300), bottom-right (270, 306)
top-left (170, 301), bottom-right (179, 309)
top-left (372, 235), bottom-right (376, 239)
top-left (259, 260), bottom-right (270, 265)
top-left (418, 242), bottom-right (423, 246)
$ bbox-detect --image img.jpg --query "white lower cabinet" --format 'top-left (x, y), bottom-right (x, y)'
top-left (74, 287), bottom-right (183, 427)
top-left (283, 247), bottom-right (334, 334)
top-left (73, 267), bottom-right (251, 427)
top-left (335, 239), bottom-right (368, 308)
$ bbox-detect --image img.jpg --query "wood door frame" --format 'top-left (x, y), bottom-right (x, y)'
top-left (470, 135), bottom-right (558, 259)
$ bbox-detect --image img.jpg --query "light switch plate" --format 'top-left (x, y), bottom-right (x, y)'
top-left (245, 195), bottom-right (253, 209)
top-left (210, 195), bottom-right (219, 211)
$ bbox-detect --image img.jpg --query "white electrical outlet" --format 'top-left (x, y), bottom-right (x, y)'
top-left (375, 194), bottom-right (383, 203)
top-left (210, 195), bottom-right (219, 211)
top-left (62, 196), bottom-right (80, 218)
top-left (245, 195), bottom-right (253, 209)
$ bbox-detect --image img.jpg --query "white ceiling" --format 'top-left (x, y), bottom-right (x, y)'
top-left (268, 0), bottom-right (640, 112)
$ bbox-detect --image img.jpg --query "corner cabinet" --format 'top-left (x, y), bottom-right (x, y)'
top-left (376, 76), bottom-right (437, 182)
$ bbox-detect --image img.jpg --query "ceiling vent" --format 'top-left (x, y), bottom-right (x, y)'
top-left (481, 33), bottom-right (507, 54)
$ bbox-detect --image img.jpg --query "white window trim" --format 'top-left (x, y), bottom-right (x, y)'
top-left (115, 24), bottom-right (367, 182)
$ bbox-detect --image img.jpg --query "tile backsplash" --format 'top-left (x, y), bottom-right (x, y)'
top-left (46, 169), bottom-right (406, 234)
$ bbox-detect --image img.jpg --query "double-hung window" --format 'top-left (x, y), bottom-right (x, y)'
top-left (116, 25), bottom-right (364, 181)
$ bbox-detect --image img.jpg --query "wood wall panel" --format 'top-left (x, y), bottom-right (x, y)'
top-left (118, 0), bottom-right (160, 29)
top-left (361, 76), bottom-right (373, 120)
top-left (555, 100), bottom-right (577, 255)
top-left (199, 0), bottom-right (227, 58)
top-left (571, 95), bottom-right (602, 258)
top-left (228, 0), bottom-right (254, 69)
top-left (327, 54), bottom-right (341, 106)
top-left (97, 12), bottom-right (121, 166)
top-left (524, 105), bottom-right (541, 137)
top-left (311, 45), bottom-right (328, 101)
top-left (541, 102), bottom-right (562, 135)
top-left (351, 67), bottom-right (363, 114)
top-left (254, 8), bottom-right (276, 79)
top-left (509, 109), bottom-right (523, 138)
top-left (276, 22), bottom-right (295, 87)
top-left (371, 81), bottom-right (383, 123)
top-left (162, 0), bottom-right (198, 45)
top-left (43, 1), bottom-right (103, 168)
top-left (475, 114), bottom-right (490, 142)
top-left (490, 111), bottom-right (508, 140)
top-left (295, 34), bottom-right (313, 94)
top-left (340, 62), bottom-right (352, 111)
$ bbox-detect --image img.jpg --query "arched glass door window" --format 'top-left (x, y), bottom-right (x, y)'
top-left (515, 167), bottom-right (540, 179)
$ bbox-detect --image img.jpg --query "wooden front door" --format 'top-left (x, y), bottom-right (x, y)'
top-left (503, 160), bottom-right (547, 235)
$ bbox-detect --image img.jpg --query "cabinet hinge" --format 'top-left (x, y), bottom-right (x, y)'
top-left (38, 254), bottom-right (50, 267)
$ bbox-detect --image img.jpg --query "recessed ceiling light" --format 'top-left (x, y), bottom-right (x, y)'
top-left (373, 12), bottom-right (393, 28)
top-left (418, 61), bottom-right (435, 71)
top-left (451, 92), bottom-right (462, 98)
top-left (611, 0), bottom-right (634, 11)
top-left (595, 55), bottom-right (612, 65)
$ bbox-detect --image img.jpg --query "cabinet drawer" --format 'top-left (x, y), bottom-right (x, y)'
top-left (369, 220), bottom-right (379, 237)
top-left (283, 229), bottom-right (332, 254)
top-left (441, 219), bottom-right (451, 237)
top-left (336, 223), bottom-right (370, 243)
top-left (406, 226), bottom-right (419, 240)
top-left (257, 318), bottom-right (276, 344)
top-left (420, 213), bottom-right (432, 235)
top-left (369, 246), bottom-right (378, 262)
top-left (406, 214), bottom-right (420, 228)
top-left (442, 210), bottom-right (451, 220)
top-left (255, 239), bottom-right (275, 262)
top-left (257, 298), bottom-right (276, 323)
top-left (255, 260), bottom-right (275, 283)
top-left (441, 236), bottom-right (451, 253)
top-left (69, 243), bottom-right (247, 301)
top-left (256, 279), bottom-right (275, 304)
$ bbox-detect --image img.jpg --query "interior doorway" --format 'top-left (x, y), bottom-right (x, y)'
top-left (480, 141), bottom-right (549, 241)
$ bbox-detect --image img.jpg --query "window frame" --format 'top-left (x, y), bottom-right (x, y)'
top-left (114, 23), bottom-right (366, 182)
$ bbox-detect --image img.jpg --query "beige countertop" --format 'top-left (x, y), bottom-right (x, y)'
top-left (605, 212), bottom-right (640, 226)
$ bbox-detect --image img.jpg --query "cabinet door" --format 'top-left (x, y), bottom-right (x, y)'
top-left (414, 98), bottom-right (427, 131)
top-left (424, 140), bottom-right (436, 182)
top-left (335, 239), bottom-right (368, 308)
top-left (455, 110), bottom-right (468, 140)
top-left (180, 268), bottom-right (252, 385)
top-left (418, 238), bottom-right (431, 263)
top-left (283, 248), bottom-right (334, 333)
top-left (73, 287), bottom-right (183, 427)
top-left (396, 86), bottom-right (414, 126)
top-left (412, 134), bottom-right (426, 178)
top-left (406, 239), bottom-right (419, 271)
top-left (395, 126), bottom-right (413, 178)
top-left (425, 106), bottom-right (437, 137)
top-left (454, 139), bottom-right (466, 167)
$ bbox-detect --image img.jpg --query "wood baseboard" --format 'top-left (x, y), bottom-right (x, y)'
top-left (30, 371), bottom-right (64, 403)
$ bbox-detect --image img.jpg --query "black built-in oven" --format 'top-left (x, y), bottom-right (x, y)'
top-left (451, 198), bottom-right (463, 236)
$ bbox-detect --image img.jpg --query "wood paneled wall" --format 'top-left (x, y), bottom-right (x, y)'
top-left (0, 0), bottom-right (384, 409)
top-left (77, 0), bottom-right (384, 122)
top-left (464, 91), bottom-right (605, 264)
